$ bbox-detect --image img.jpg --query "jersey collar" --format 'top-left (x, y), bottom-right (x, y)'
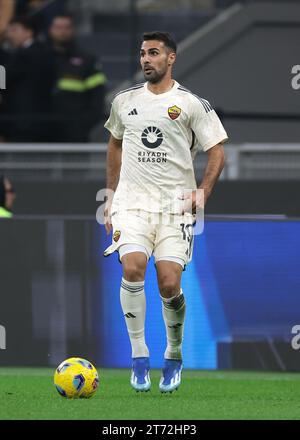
top-left (144, 80), bottom-right (179, 97)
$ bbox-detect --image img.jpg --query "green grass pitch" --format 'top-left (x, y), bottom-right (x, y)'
top-left (0, 368), bottom-right (300, 420)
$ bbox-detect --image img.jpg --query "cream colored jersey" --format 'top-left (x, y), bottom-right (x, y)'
top-left (104, 80), bottom-right (228, 213)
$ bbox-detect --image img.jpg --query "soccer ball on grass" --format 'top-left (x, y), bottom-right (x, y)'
top-left (54, 357), bottom-right (99, 398)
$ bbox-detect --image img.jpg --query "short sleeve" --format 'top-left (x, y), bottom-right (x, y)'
top-left (104, 98), bottom-right (124, 140)
top-left (190, 98), bottom-right (228, 152)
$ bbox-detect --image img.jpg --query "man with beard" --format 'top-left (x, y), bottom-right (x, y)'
top-left (103, 32), bottom-right (228, 393)
top-left (48, 14), bottom-right (107, 142)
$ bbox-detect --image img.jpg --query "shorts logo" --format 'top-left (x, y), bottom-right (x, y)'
top-left (141, 126), bottom-right (163, 149)
top-left (113, 230), bottom-right (121, 242)
top-left (168, 105), bottom-right (181, 120)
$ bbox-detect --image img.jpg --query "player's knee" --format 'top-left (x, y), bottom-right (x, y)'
top-left (159, 277), bottom-right (180, 298)
top-left (122, 261), bottom-right (146, 282)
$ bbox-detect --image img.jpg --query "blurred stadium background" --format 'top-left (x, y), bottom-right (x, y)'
top-left (0, 0), bottom-right (300, 373)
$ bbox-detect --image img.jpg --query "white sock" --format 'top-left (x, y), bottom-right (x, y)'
top-left (161, 289), bottom-right (186, 360)
top-left (120, 277), bottom-right (149, 358)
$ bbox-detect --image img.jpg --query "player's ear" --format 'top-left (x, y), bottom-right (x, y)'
top-left (168, 52), bottom-right (176, 66)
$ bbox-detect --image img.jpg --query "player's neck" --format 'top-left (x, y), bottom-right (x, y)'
top-left (146, 77), bottom-right (175, 95)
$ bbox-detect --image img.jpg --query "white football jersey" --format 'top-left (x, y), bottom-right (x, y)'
top-left (104, 80), bottom-right (228, 213)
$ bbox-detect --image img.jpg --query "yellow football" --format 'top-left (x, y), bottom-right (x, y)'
top-left (54, 357), bottom-right (99, 398)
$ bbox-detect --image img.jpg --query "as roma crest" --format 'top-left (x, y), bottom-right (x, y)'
top-left (168, 105), bottom-right (181, 120)
top-left (113, 230), bottom-right (121, 242)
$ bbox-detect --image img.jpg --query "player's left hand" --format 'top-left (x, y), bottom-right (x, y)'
top-left (178, 189), bottom-right (206, 214)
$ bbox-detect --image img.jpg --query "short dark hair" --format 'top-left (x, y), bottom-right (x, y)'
top-left (142, 31), bottom-right (177, 53)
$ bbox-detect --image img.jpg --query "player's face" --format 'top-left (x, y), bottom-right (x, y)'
top-left (140, 40), bottom-right (175, 83)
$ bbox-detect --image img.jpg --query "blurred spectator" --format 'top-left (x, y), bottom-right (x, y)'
top-left (15, 0), bottom-right (67, 36)
top-left (0, 175), bottom-right (16, 218)
top-left (48, 14), bottom-right (107, 142)
top-left (0, 1), bottom-right (67, 41)
top-left (0, 16), bottom-right (55, 142)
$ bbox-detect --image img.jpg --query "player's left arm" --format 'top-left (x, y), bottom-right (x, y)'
top-left (196, 142), bottom-right (226, 207)
top-left (189, 98), bottom-right (228, 212)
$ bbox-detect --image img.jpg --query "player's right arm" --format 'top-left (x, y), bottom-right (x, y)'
top-left (104, 134), bottom-right (122, 234)
top-left (103, 96), bottom-right (125, 234)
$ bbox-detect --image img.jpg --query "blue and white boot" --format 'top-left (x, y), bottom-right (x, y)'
top-left (130, 357), bottom-right (151, 392)
top-left (159, 359), bottom-right (182, 393)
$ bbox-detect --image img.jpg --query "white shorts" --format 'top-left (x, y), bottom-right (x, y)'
top-left (103, 210), bottom-right (195, 269)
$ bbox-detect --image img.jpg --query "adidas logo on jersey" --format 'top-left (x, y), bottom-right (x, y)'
top-left (128, 108), bottom-right (138, 115)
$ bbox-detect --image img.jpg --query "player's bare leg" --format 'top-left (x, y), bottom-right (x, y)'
top-left (156, 260), bottom-right (185, 393)
top-left (122, 252), bottom-right (147, 282)
top-left (120, 252), bottom-right (151, 392)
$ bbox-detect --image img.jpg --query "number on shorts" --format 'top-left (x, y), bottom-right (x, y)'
top-left (180, 223), bottom-right (194, 260)
top-left (180, 223), bottom-right (193, 242)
